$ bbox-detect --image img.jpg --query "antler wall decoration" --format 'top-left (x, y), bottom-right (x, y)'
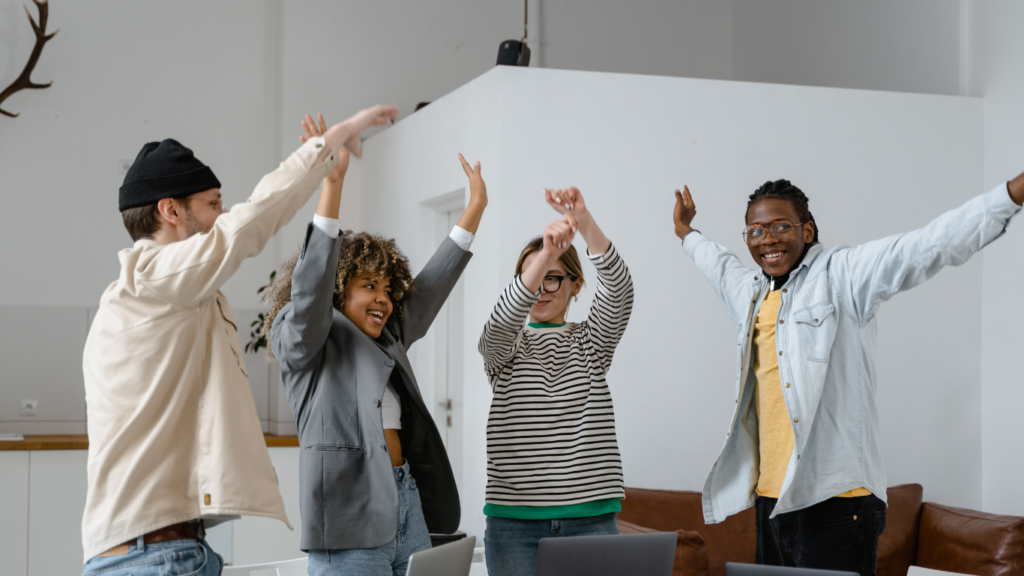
top-left (0, 0), bottom-right (58, 118)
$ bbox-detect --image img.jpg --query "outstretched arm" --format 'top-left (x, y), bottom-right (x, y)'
top-left (305, 105), bottom-right (399, 165)
top-left (672, 186), bottom-right (758, 328)
top-left (391, 154), bottom-right (486, 346)
top-left (834, 177), bottom-right (1023, 322)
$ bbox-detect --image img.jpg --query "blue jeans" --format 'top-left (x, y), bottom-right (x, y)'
top-left (82, 533), bottom-right (223, 576)
top-left (484, 513), bottom-right (620, 576)
top-left (756, 495), bottom-right (887, 576)
top-left (308, 463), bottom-right (432, 576)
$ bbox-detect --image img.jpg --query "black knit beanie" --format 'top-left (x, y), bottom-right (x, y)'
top-left (118, 139), bottom-right (221, 212)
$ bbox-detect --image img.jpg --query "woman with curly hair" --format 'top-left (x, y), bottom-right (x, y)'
top-left (263, 114), bottom-right (487, 576)
top-left (478, 187), bottom-right (633, 576)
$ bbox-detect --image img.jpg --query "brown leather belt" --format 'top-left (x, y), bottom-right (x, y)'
top-left (98, 521), bottom-right (201, 557)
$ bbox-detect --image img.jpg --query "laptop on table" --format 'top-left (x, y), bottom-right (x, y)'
top-left (407, 535), bottom-right (476, 576)
top-left (535, 532), bottom-right (677, 576)
top-left (726, 562), bottom-right (860, 576)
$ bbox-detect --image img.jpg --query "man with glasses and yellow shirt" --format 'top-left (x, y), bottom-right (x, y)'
top-left (670, 174), bottom-right (1024, 576)
top-left (81, 106), bottom-right (397, 576)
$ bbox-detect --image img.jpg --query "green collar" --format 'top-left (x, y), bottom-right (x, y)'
top-left (527, 321), bottom-right (566, 329)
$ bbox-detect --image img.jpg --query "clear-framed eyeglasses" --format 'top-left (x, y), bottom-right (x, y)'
top-left (541, 274), bottom-right (577, 293)
top-left (742, 220), bottom-right (805, 246)
top-left (187, 194), bottom-right (225, 213)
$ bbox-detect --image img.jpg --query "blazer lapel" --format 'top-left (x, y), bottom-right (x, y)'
top-left (376, 329), bottom-right (426, 407)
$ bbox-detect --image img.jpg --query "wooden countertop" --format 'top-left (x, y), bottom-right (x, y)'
top-left (0, 433), bottom-right (299, 451)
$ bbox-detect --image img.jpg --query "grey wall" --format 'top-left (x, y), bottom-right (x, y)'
top-left (969, 0), bottom-right (1024, 517)
top-left (733, 0), bottom-right (963, 95)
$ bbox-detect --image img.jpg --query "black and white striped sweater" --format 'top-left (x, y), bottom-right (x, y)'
top-left (478, 243), bottom-right (634, 507)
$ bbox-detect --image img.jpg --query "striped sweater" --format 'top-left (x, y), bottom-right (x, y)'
top-left (478, 243), bottom-right (634, 507)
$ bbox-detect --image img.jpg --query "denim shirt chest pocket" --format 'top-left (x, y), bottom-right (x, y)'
top-left (791, 302), bottom-right (838, 363)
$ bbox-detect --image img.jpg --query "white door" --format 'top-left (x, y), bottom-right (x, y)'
top-left (430, 209), bottom-right (465, 490)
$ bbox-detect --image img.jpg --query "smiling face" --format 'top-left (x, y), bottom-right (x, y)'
top-left (745, 198), bottom-right (815, 277)
top-left (521, 252), bottom-right (582, 325)
top-left (341, 272), bottom-right (393, 338)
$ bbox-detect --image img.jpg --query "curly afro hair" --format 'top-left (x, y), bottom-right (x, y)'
top-left (262, 231), bottom-right (415, 361)
top-left (746, 179), bottom-right (819, 244)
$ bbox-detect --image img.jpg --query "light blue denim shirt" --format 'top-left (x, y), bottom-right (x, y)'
top-left (683, 183), bottom-right (1020, 524)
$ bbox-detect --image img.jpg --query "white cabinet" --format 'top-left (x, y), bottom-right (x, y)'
top-left (231, 447), bottom-right (305, 565)
top-left (0, 446), bottom-right (303, 574)
top-left (28, 450), bottom-right (88, 576)
top-left (0, 452), bottom-right (29, 576)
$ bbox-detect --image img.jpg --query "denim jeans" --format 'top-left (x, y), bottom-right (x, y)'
top-left (484, 512), bottom-right (620, 576)
top-left (308, 463), bottom-right (432, 576)
top-left (81, 533), bottom-right (223, 576)
top-left (756, 495), bottom-right (887, 576)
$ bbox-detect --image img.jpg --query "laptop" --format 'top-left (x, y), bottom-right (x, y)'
top-left (726, 562), bottom-right (860, 576)
top-left (407, 535), bottom-right (476, 576)
top-left (535, 533), bottom-right (677, 576)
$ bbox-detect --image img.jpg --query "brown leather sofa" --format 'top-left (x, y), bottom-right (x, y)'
top-left (616, 484), bottom-right (1024, 576)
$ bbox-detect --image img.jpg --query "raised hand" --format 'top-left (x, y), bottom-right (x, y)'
top-left (543, 214), bottom-right (579, 257)
top-left (342, 105), bottom-right (399, 157)
top-left (458, 153), bottom-right (488, 208)
top-left (304, 105), bottom-right (398, 166)
top-left (673, 186), bottom-right (697, 240)
top-left (545, 186), bottom-right (609, 255)
top-left (545, 187), bottom-right (588, 216)
top-left (300, 113), bottom-right (350, 183)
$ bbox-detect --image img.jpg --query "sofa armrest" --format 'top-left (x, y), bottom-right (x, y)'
top-left (878, 484), bottom-right (924, 576)
top-left (618, 519), bottom-right (710, 576)
top-left (917, 502), bottom-right (1024, 576)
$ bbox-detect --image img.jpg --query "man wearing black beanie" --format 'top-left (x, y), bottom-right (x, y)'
top-left (81, 105), bottom-right (398, 575)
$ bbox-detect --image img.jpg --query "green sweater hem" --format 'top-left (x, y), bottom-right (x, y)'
top-left (483, 498), bottom-right (622, 520)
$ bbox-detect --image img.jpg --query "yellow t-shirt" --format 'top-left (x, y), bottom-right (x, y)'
top-left (753, 290), bottom-right (870, 499)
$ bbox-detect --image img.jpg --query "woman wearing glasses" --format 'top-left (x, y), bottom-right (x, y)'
top-left (671, 176), bottom-right (1024, 576)
top-left (477, 187), bottom-right (634, 576)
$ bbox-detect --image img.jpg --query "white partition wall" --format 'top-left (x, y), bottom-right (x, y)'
top-left (355, 66), bottom-right (986, 540)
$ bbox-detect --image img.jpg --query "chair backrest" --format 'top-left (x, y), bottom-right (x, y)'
top-left (220, 556), bottom-right (308, 576)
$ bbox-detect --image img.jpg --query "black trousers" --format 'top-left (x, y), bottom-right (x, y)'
top-left (755, 495), bottom-right (887, 576)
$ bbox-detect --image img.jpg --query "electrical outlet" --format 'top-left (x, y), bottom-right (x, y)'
top-left (20, 399), bottom-right (38, 417)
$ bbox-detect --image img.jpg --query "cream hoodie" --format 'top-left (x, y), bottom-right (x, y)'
top-left (81, 137), bottom-right (336, 561)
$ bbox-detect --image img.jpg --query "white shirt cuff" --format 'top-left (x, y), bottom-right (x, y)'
top-left (313, 214), bottom-right (341, 238)
top-left (449, 225), bottom-right (474, 251)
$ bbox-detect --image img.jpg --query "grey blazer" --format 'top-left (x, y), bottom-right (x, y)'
top-left (271, 223), bottom-right (471, 551)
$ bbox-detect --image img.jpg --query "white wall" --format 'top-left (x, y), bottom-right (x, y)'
top-left (358, 66), bottom-right (986, 539)
top-left (732, 0), bottom-right (963, 95)
top-left (969, 0), bottom-right (1024, 517)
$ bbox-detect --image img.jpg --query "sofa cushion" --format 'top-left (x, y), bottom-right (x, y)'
top-left (917, 502), bottom-right (1024, 576)
top-left (877, 484), bottom-right (924, 576)
top-left (619, 488), bottom-right (755, 576)
top-left (618, 519), bottom-right (709, 576)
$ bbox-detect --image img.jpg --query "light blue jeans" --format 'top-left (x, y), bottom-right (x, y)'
top-left (308, 463), bottom-right (432, 576)
top-left (484, 513), bottom-right (620, 576)
top-left (81, 530), bottom-right (223, 576)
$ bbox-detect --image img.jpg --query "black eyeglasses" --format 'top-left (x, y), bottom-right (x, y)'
top-left (541, 275), bottom-right (577, 293)
top-left (742, 220), bottom-right (805, 246)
